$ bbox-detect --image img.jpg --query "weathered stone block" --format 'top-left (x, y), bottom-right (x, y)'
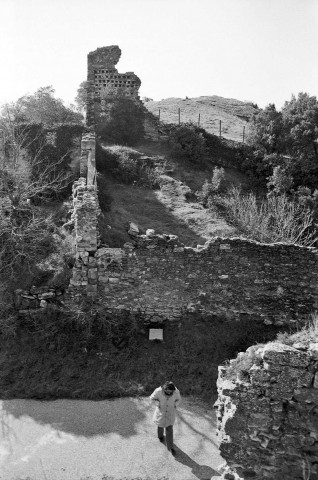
top-left (262, 343), bottom-right (310, 368)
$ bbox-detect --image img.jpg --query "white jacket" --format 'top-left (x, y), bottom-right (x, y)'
top-left (150, 386), bottom-right (181, 427)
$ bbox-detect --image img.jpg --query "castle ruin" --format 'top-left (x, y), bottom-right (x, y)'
top-left (86, 45), bottom-right (141, 127)
top-left (13, 46), bottom-right (318, 479)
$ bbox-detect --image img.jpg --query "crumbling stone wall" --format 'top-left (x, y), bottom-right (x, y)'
top-left (67, 232), bottom-right (318, 325)
top-left (86, 45), bottom-right (141, 127)
top-left (216, 342), bottom-right (318, 479)
top-left (80, 132), bottom-right (96, 184)
top-left (13, 286), bottom-right (65, 313)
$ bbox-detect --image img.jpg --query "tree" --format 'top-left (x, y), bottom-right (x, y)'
top-left (281, 93), bottom-right (318, 187)
top-left (282, 93), bottom-right (318, 160)
top-left (7, 86), bottom-right (83, 126)
top-left (0, 108), bottom-right (76, 205)
top-left (97, 97), bottom-right (145, 146)
top-left (247, 94), bottom-right (318, 191)
top-left (267, 165), bottom-right (294, 196)
top-left (75, 81), bottom-right (88, 114)
top-left (247, 104), bottom-right (285, 155)
top-left (0, 102), bottom-right (78, 290)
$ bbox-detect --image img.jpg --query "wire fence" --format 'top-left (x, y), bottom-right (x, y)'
top-left (157, 108), bottom-right (246, 143)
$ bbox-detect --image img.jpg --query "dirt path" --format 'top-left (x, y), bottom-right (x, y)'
top-left (0, 397), bottom-right (223, 480)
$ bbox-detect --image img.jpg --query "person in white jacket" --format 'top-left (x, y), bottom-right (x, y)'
top-left (149, 381), bottom-right (181, 454)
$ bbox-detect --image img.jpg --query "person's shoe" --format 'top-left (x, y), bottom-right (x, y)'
top-left (169, 448), bottom-right (176, 456)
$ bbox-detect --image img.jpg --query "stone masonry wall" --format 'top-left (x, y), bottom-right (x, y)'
top-left (80, 132), bottom-right (96, 184)
top-left (86, 45), bottom-right (141, 127)
top-left (68, 232), bottom-right (318, 325)
top-left (216, 342), bottom-right (318, 479)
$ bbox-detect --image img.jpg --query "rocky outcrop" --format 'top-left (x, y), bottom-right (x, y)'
top-left (216, 342), bottom-right (318, 479)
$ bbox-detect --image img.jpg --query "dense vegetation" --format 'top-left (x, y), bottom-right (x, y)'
top-left (166, 93), bottom-right (318, 245)
top-left (0, 88), bottom-right (83, 329)
top-left (96, 96), bottom-right (145, 145)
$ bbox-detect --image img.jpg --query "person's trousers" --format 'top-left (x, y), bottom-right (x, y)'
top-left (157, 425), bottom-right (173, 449)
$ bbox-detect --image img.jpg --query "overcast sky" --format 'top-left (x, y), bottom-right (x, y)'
top-left (1, 0), bottom-right (318, 110)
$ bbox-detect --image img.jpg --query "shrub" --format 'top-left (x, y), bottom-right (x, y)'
top-left (96, 145), bottom-right (161, 189)
top-left (197, 167), bottom-right (229, 206)
top-left (169, 125), bottom-right (206, 164)
top-left (219, 187), bottom-right (317, 246)
top-left (275, 312), bottom-right (318, 347)
top-left (0, 201), bottom-right (57, 285)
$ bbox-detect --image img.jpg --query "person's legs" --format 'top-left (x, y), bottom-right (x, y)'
top-left (157, 426), bottom-right (164, 440)
top-left (165, 425), bottom-right (174, 450)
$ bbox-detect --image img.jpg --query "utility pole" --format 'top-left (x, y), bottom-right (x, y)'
top-left (219, 120), bottom-right (222, 138)
top-left (178, 108), bottom-right (181, 125)
top-left (198, 113), bottom-right (200, 127)
top-left (158, 109), bottom-right (161, 122)
top-left (242, 126), bottom-right (245, 144)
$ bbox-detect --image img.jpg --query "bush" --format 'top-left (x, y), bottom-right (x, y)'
top-left (197, 167), bottom-right (229, 206)
top-left (219, 187), bottom-right (317, 246)
top-left (275, 312), bottom-right (318, 347)
top-left (96, 146), bottom-right (161, 188)
top-left (169, 125), bottom-right (206, 164)
top-left (0, 201), bottom-right (57, 286)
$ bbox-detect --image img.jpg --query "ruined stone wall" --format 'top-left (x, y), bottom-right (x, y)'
top-left (216, 342), bottom-right (318, 480)
top-left (86, 45), bottom-right (141, 127)
top-left (80, 132), bottom-right (96, 184)
top-left (67, 233), bottom-right (318, 325)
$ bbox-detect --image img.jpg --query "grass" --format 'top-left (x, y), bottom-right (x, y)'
top-left (144, 96), bottom-right (258, 142)
top-left (98, 174), bottom-right (236, 247)
top-left (275, 312), bottom-right (318, 347)
top-left (0, 312), bottom-right (279, 401)
top-left (97, 140), bottom-right (242, 247)
top-left (215, 187), bottom-right (317, 246)
top-left (221, 312), bottom-right (318, 382)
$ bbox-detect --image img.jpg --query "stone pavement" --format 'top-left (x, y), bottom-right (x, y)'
top-left (0, 397), bottom-right (223, 480)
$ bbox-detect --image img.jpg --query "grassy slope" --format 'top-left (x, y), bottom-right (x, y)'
top-left (99, 141), bottom-right (244, 248)
top-left (0, 313), bottom-right (279, 401)
top-left (144, 95), bottom-right (258, 142)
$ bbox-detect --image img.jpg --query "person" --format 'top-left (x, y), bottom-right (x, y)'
top-left (149, 381), bottom-right (181, 454)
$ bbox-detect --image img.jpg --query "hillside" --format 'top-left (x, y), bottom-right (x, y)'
top-left (144, 95), bottom-right (258, 142)
top-left (97, 143), bottom-right (242, 248)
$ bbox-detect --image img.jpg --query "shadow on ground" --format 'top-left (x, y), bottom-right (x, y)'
top-left (1, 398), bottom-right (147, 438)
top-left (174, 445), bottom-right (221, 479)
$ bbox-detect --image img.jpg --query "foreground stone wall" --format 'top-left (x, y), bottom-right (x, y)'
top-left (216, 342), bottom-right (318, 479)
top-left (68, 232), bottom-right (318, 324)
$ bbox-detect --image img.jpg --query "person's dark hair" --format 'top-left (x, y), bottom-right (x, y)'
top-left (162, 381), bottom-right (176, 391)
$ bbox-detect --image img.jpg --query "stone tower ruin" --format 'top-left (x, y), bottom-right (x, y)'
top-left (86, 45), bottom-right (141, 127)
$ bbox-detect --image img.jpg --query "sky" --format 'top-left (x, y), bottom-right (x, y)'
top-left (1, 0), bottom-right (318, 110)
